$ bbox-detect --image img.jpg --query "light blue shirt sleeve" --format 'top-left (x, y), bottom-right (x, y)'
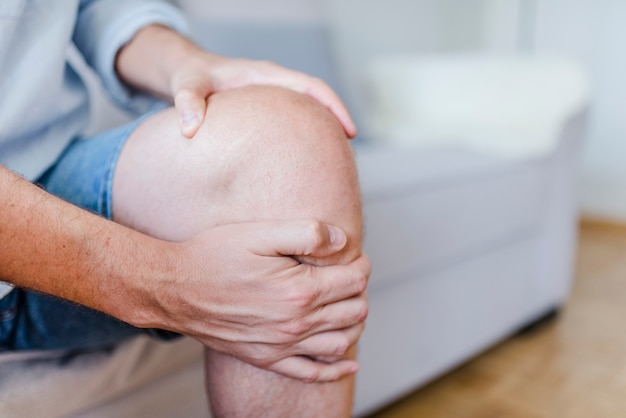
top-left (73, 0), bottom-right (189, 114)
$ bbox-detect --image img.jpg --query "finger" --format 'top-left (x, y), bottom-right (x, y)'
top-left (270, 356), bottom-right (359, 383)
top-left (306, 292), bottom-right (368, 336)
top-left (173, 87), bottom-right (207, 138)
top-left (302, 77), bottom-right (358, 139)
top-left (280, 73), bottom-right (357, 139)
top-left (171, 71), bottom-right (214, 139)
top-left (247, 220), bottom-right (347, 258)
top-left (310, 255), bottom-right (370, 306)
top-left (292, 323), bottom-right (364, 359)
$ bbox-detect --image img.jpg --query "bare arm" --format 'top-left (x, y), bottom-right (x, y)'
top-left (0, 164), bottom-right (170, 324)
top-left (0, 164), bottom-right (368, 381)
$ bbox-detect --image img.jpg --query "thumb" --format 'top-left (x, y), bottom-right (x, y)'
top-left (248, 220), bottom-right (347, 258)
top-left (172, 78), bottom-right (212, 138)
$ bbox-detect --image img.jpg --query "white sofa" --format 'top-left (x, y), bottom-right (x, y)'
top-left (0, 19), bottom-right (586, 418)
top-left (354, 113), bottom-right (584, 413)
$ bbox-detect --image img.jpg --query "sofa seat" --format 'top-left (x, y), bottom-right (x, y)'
top-left (354, 145), bottom-right (560, 415)
top-left (357, 145), bottom-right (547, 290)
top-left (0, 335), bottom-right (207, 417)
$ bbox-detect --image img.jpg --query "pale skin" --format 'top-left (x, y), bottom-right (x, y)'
top-left (114, 24), bottom-right (357, 140)
top-left (0, 23), bottom-right (368, 417)
top-left (113, 85), bottom-right (366, 417)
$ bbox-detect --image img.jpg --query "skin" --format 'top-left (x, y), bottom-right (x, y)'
top-left (0, 21), bottom-right (367, 418)
top-left (112, 85), bottom-right (366, 417)
top-left (114, 24), bottom-right (357, 140)
top-left (0, 159), bottom-right (368, 384)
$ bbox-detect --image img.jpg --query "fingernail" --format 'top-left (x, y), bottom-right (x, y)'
top-left (181, 112), bottom-right (200, 130)
top-left (349, 363), bottom-right (360, 373)
top-left (328, 226), bottom-right (346, 248)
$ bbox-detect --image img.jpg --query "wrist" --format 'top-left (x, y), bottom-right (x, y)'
top-left (109, 237), bottom-right (185, 331)
top-left (115, 24), bottom-right (202, 99)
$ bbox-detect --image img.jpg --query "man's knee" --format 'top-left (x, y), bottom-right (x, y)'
top-left (197, 86), bottom-right (361, 219)
top-left (211, 86), bottom-right (362, 262)
top-left (113, 85), bottom-right (362, 259)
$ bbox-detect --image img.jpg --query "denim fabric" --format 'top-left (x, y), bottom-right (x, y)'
top-left (1, 0), bottom-right (188, 181)
top-left (0, 113), bottom-right (179, 352)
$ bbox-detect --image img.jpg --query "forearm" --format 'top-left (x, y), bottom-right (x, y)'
top-left (0, 166), bottom-right (174, 327)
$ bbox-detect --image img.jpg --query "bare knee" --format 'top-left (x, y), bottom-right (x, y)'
top-left (201, 86), bottom-right (362, 261)
top-left (202, 88), bottom-right (360, 213)
top-left (114, 86), bottom-right (362, 262)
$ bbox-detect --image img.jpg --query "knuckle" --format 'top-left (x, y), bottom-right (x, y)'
top-left (249, 352), bottom-right (270, 367)
top-left (359, 303), bottom-right (369, 322)
top-left (363, 256), bottom-right (372, 276)
top-left (287, 286), bottom-right (318, 309)
top-left (278, 323), bottom-right (295, 336)
top-left (355, 273), bottom-right (368, 293)
top-left (242, 347), bottom-right (267, 367)
top-left (350, 326), bottom-right (364, 345)
top-left (303, 221), bottom-right (326, 253)
top-left (284, 318), bottom-right (313, 336)
top-left (175, 87), bottom-right (197, 100)
top-left (334, 337), bottom-right (350, 357)
top-left (302, 369), bottom-right (320, 383)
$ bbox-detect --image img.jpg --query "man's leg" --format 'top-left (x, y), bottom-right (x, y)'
top-left (112, 85), bottom-right (363, 417)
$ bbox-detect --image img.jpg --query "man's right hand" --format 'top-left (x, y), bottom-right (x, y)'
top-left (128, 220), bottom-right (370, 383)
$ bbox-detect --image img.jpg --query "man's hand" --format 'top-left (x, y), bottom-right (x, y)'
top-left (0, 166), bottom-right (367, 382)
top-left (129, 221), bottom-right (370, 383)
top-left (115, 25), bottom-right (357, 139)
top-left (170, 54), bottom-right (357, 140)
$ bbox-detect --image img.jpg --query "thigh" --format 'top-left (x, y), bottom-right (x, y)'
top-left (0, 113), bottom-right (178, 352)
top-left (0, 288), bottom-right (142, 351)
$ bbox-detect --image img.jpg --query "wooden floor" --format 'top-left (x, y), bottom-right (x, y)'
top-left (366, 221), bottom-right (626, 418)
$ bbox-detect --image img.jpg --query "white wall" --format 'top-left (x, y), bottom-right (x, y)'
top-left (174, 0), bottom-right (323, 22)
top-left (531, 0), bottom-right (626, 221)
top-left (323, 0), bottom-right (492, 120)
top-left (481, 0), bottom-right (521, 52)
top-left (328, 0), bottom-right (626, 222)
top-left (174, 0), bottom-right (506, 133)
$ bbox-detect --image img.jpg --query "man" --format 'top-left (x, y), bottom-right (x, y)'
top-left (0, 1), bottom-right (369, 417)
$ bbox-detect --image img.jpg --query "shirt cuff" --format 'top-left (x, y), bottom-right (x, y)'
top-left (0, 282), bottom-right (14, 300)
top-left (76, 1), bottom-right (189, 114)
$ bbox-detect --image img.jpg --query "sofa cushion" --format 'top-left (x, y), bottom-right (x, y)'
top-left (0, 337), bottom-right (204, 417)
top-left (356, 145), bottom-right (549, 289)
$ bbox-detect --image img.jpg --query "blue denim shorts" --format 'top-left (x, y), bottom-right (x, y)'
top-left (0, 113), bottom-right (180, 352)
